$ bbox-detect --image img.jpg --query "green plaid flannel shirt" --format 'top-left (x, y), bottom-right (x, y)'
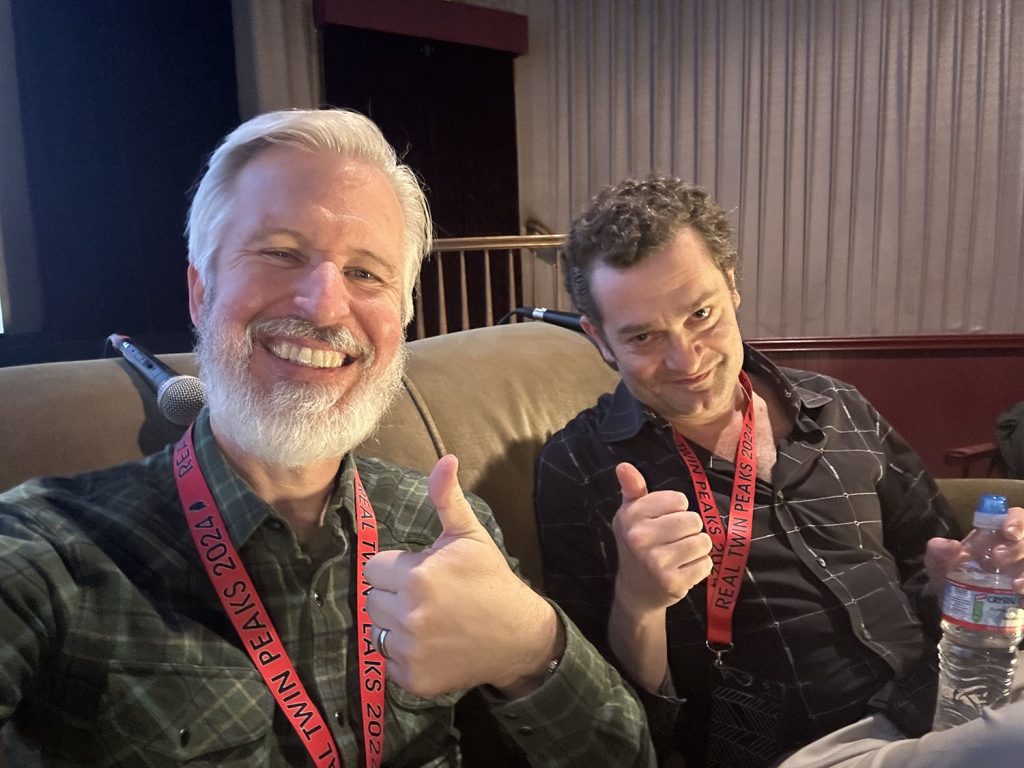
top-left (0, 410), bottom-right (653, 766)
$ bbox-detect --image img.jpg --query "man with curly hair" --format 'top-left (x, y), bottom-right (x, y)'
top-left (536, 176), bottom-right (1024, 767)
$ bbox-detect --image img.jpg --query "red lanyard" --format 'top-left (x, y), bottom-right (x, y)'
top-left (173, 426), bottom-right (386, 767)
top-left (673, 372), bottom-right (757, 661)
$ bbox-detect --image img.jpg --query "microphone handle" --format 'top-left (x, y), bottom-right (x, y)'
top-left (108, 334), bottom-right (176, 390)
top-left (519, 308), bottom-right (584, 332)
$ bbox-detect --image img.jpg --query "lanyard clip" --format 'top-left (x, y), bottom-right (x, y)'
top-left (706, 641), bottom-right (733, 668)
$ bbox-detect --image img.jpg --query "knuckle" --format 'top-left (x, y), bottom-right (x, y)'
top-left (685, 509), bottom-right (705, 527)
top-left (404, 607), bottom-right (430, 637)
top-left (405, 565), bottom-right (437, 599)
top-left (614, 515), bottom-right (646, 547)
top-left (623, 526), bottom-right (648, 552)
top-left (697, 531), bottom-right (714, 554)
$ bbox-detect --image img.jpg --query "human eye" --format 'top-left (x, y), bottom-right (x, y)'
top-left (627, 331), bottom-right (653, 347)
top-left (261, 248), bottom-right (303, 265)
top-left (692, 306), bottom-right (713, 322)
top-left (345, 266), bottom-right (382, 284)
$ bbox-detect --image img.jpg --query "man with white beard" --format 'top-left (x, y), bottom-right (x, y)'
top-left (0, 109), bottom-right (654, 767)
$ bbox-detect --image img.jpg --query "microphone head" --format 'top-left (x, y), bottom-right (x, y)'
top-left (156, 375), bottom-right (207, 426)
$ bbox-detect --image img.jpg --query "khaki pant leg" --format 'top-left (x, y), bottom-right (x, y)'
top-left (774, 701), bottom-right (1024, 768)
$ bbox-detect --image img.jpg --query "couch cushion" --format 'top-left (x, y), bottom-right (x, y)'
top-left (0, 322), bottom-right (620, 589)
top-left (360, 322), bottom-right (621, 588)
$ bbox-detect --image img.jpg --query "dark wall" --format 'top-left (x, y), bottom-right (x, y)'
top-left (0, 0), bottom-right (239, 366)
top-left (321, 25), bottom-right (522, 336)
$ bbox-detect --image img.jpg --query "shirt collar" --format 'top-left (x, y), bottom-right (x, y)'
top-left (188, 408), bottom-right (351, 546)
top-left (596, 342), bottom-right (832, 442)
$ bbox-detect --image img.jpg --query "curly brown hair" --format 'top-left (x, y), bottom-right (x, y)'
top-left (563, 177), bottom-right (738, 326)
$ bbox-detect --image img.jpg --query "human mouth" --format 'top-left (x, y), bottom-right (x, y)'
top-left (677, 369), bottom-right (713, 386)
top-left (265, 339), bottom-right (355, 369)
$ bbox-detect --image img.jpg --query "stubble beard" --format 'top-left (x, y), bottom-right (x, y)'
top-left (195, 305), bottom-right (408, 469)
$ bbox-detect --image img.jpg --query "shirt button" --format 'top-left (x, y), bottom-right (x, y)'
top-left (817, 557), bottom-right (827, 567)
top-left (863, 628), bottom-right (873, 640)
top-left (517, 726), bottom-right (534, 736)
top-left (267, 519), bottom-right (285, 532)
top-left (504, 712), bottom-right (519, 721)
top-left (312, 591), bottom-right (324, 606)
top-left (179, 728), bottom-right (190, 747)
top-left (334, 710), bottom-right (345, 725)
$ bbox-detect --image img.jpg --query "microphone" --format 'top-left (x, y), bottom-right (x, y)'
top-left (512, 307), bottom-right (584, 332)
top-left (107, 334), bottom-right (206, 426)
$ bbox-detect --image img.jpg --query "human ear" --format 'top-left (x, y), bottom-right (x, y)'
top-left (187, 265), bottom-right (207, 327)
top-left (726, 269), bottom-right (741, 309)
top-left (581, 316), bottom-right (619, 371)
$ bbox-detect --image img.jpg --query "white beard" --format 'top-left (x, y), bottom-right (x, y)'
top-left (195, 308), bottom-right (407, 469)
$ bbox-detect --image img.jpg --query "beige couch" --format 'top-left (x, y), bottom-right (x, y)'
top-left (3, 320), bottom-right (1019, 545)
top-left (2, 320), bottom-right (1023, 765)
top-left (0, 322), bottom-right (619, 590)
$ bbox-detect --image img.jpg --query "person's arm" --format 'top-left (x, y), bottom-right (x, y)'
top-left (606, 462), bottom-right (712, 693)
top-left (871, 405), bottom-right (961, 634)
top-left (363, 455), bottom-right (656, 765)
top-left (483, 604), bottom-right (656, 768)
top-left (534, 438), bottom-right (692, 761)
top-left (0, 504), bottom-right (64, 730)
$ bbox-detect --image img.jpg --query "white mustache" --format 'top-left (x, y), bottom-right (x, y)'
top-left (247, 317), bottom-right (375, 364)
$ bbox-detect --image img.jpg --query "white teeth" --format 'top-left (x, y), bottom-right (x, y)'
top-left (267, 340), bottom-right (346, 369)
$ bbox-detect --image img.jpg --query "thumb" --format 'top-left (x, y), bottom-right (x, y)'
top-left (926, 536), bottom-right (962, 571)
top-left (615, 462), bottom-right (649, 505)
top-left (429, 454), bottom-right (481, 537)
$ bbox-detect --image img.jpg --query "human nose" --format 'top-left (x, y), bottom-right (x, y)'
top-left (664, 331), bottom-right (702, 373)
top-left (293, 261), bottom-right (351, 326)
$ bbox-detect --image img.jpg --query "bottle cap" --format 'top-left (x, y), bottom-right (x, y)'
top-left (973, 493), bottom-right (1009, 528)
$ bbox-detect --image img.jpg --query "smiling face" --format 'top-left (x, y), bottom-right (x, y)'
top-left (583, 227), bottom-right (745, 428)
top-left (188, 144), bottom-right (409, 467)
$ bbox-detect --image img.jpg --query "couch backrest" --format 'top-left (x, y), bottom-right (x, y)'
top-left (6, 322), bottom-right (1021, 584)
top-left (0, 322), bottom-right (620, 589)
top-left (932, 477), bottom-right (1024, 533)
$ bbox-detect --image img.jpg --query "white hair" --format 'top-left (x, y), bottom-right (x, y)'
top-left (186, 109), bottom-right (431, 325)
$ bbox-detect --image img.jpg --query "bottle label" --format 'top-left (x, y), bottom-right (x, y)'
top-left (942, 577), bottom-right (1024, 633)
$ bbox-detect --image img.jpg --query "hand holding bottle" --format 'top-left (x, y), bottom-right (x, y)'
top-left (933, 495), bottom-right (1024, 731)
top-left (925, 502), bottom-right (1024, 597)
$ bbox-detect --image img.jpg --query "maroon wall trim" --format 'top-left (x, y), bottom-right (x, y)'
top-left (751, 334), bottom-right (1024, 353)
top-left (749, 334), bottom-right (1024, 478)
top-left (313, 0), bottom-right (528, 55)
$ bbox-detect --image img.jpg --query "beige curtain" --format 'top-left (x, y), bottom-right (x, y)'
top-left (255, 0), bottom-right (1024, 336)
top-left (490, 0), bottom-right (1024, 337)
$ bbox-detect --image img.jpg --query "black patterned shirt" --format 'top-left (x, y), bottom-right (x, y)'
top-left (535, 345), bottom-right (958, 767)
top-left (0, 410), bottom-right (654, 767)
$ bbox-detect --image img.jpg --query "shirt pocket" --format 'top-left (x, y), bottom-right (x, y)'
top-left (100, 661), bottom-right (274, 764)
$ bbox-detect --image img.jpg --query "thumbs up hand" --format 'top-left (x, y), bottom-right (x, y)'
top-left (364, 455), bottom-right (562, 699)
top-left (612, 462), bottom-right (714, 613)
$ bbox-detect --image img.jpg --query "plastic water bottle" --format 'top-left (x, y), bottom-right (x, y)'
top-left (933, 494), bottom-right (1024, 731)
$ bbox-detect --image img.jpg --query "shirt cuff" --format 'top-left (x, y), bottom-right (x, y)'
top-left (480, 601), bottom-right (655, 767)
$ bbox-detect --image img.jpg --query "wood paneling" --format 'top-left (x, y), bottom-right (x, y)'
top-left (752, 334), bottom-right (1024, 477)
